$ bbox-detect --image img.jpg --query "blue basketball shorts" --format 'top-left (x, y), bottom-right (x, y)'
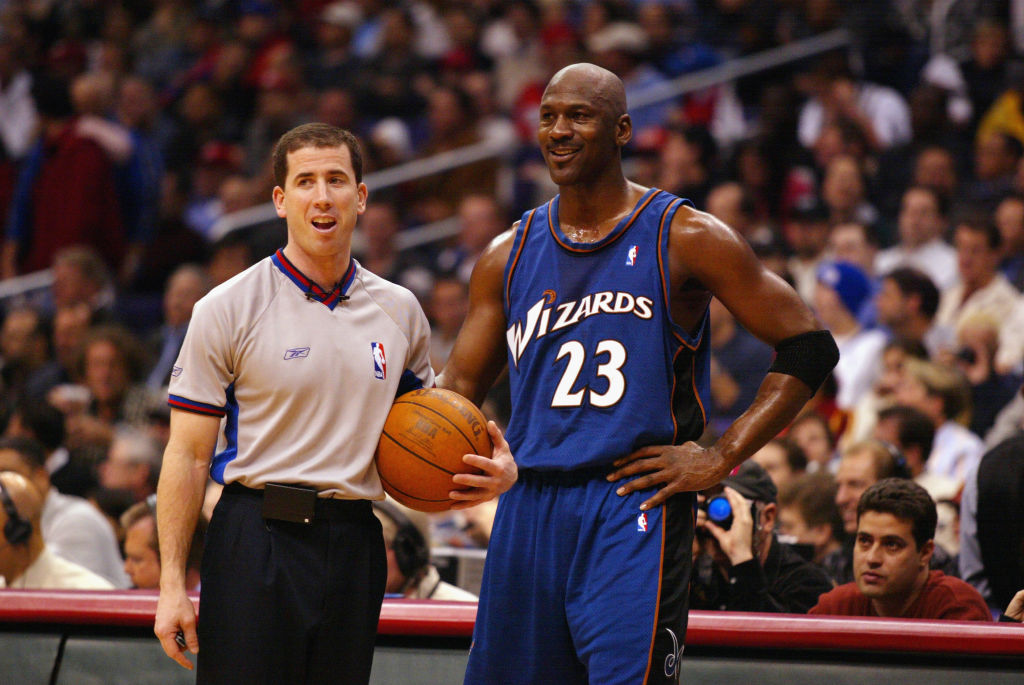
top-left (464, 468), bottom-right (695, 685)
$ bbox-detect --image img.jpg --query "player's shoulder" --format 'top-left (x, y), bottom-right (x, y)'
top-left (669, 202), bottom-right (728, 236)
top-left (666, 201), bottom-right (751, 261)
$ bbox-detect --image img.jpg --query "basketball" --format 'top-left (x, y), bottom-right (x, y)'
top-left (375, 388), bottom-right (493, 512)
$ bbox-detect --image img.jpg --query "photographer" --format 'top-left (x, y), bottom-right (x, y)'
top-left (943, 313), bottom-right (1021, 438)
top-left (690, 461), bottom-right (835, 613)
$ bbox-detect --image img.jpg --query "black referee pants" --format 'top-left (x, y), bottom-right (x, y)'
top-left (197, 484), bottom-right (386, 685)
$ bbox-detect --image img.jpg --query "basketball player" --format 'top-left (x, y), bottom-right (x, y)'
top-left (436, 64), bottom-right (838, 684)
top-left (152, 124), bottom-right (516, 683)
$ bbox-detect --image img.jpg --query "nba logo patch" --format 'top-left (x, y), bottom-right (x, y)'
top-left (636, 512), bottom-right (648, 532)
top-left (626, 245), bottom-right (638, 266)
top-left (371, 342), bottom-right (386, 380)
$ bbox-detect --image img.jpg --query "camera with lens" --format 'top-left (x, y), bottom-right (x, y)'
top-left (697, 495), bottom-right (734, 530)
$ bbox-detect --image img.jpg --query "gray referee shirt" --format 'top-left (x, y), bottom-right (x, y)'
top-left (168, 249), bottom-right (435, 499)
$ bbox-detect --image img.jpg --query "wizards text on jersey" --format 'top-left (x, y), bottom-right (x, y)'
top-left (501, 189), bottom-right (712, 471)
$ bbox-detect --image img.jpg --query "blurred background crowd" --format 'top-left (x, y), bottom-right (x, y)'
top-left (0, 0), bottom-right (1022, 614)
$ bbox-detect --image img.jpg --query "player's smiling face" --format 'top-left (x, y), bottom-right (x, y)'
top-left (537, 76), bottom-right (629, 187)
top-left (273, 145), bottom-right (367, 261)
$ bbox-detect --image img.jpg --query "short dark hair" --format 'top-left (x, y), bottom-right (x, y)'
top-left (994, 131), bottom-right (1024, 160)
top-left (772, 437), bottom-right (808, 472)
top-left (272, 123), bottom-right (363, 188)
top-left (857, 478), bottom-right (937, 549)
top-left (120, 497), bottom-right (206, 569)
top-left (954, 214), bottom-right (1003, 250)
top-left (884, 267), bottom-right (940, 318)
top-left (77, 325), bottom-right (149, 383)
top-left (0, 436), bottom-right (48, 470)
top-left (778, 472), bottom-right (843, 540)
top-left (790, 412), bottom-right (836, 449)
top-left (877, 405), bottom-right (935, 462)
top-left (834, 220), bottom-right (880, 247)
top-left (905, 184), bottom-right (948, 218)
top-left (883, 336), bottom-right (929, 362)
top-left (669, 124), bottom-right (717, 172)
top-left (11, 400), bottom-right (66, 452)
top-left (32, 73), bottom-right (74, 119)
top-left (121, 500), bottom-right (158, 553)
top-left (54, 246), bottom-right (113, 290)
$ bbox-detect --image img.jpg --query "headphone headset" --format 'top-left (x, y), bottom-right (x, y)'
top-left (0, 478), bottom-right (32, 547)
top-left (374, 500), bottom-right (430, 580)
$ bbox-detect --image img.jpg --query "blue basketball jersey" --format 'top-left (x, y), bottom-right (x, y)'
top-left (503, 188), bottom-right (711, 471)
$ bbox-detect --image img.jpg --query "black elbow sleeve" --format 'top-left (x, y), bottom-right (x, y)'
top-left (767, 330), bottom-right (839, 393)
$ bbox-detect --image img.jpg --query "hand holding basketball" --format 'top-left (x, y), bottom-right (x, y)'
top-left (375, 388), bottom-right (496, 512)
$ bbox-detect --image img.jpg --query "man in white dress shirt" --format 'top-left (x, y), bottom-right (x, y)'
top-left (875, 186), bottom-right (958, 291)
top-left (0, 471), bottom-right (113, 590)
top-left (0, 436), bottom-right (129, 587)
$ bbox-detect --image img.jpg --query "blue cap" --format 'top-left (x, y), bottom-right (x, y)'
top-left (817, 260), bottom-right (872, 316)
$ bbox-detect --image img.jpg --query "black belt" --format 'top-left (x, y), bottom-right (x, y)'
top-left (223, 482), bottom-right (372, 521)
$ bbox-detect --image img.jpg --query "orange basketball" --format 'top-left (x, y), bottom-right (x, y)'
top-left (375, 388), bottom-right (492, 512)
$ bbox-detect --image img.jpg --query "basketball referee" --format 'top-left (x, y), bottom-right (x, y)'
top-left (152, 123), bottom-right (517, 684)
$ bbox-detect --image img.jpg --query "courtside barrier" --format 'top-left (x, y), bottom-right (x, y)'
top-left (1, 591), bottom-right (1022, 684)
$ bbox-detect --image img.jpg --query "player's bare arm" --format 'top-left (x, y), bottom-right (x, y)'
top-left (436, 226), bottom-right (515, 405)
top-left (437, 226), bottom-right (519, 507)
top-left (609, 206), bottom-right (837, 509)
top-left (154, 409), bottom-right (220, 670)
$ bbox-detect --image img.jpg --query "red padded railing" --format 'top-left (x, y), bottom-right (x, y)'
top-left (0, 591), bottom-right (1021, 655)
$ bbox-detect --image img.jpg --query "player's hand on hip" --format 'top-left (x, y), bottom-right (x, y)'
top-left (607, 442), bottom-right (731, 511)
top-left (449, 421), bottom-right (517, 509)
top-left (154, 589), bottom-right (198, 670)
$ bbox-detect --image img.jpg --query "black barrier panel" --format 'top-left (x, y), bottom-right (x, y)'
top-left (680, 655), bottom-right (1024, 685)
top-left (371, 646), bottom-right (469, 684)
top-left (56, 636), bottom-right (196, 685)
top-left (0, 633), bottom-right (62, 685)
top-left (4, 622), bottom-right (1024, 684)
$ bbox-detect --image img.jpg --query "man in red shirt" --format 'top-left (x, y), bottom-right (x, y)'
top-left (810, 478), bottom-right (991, 620)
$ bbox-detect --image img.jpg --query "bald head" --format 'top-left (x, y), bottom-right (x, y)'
top-left (544, 63), bottom-right (627, 118)
top-left (0, 471), bottom-right (42, 525)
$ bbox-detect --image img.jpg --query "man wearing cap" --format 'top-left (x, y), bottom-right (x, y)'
top-left (785, 198), bottom-right (832, 305)
top-left (814, 260), bottom-right (889, 409)
top-left (690, 461), bottom-right (835, 613)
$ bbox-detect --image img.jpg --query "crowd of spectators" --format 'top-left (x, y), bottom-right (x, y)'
top-left (0, 0), bottom-right (1022, 622)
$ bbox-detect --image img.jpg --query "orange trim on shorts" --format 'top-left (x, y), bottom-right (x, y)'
top-left (643, 503), bottom-right (668, 684)
top-left (549, 190), bottom-right (661, 252)
top-left (692, 355), bottom-right (707, 430)
top-left (505, 209), bottom-right (537, 312)
top-left (668, 346), bottom-right (683, 443)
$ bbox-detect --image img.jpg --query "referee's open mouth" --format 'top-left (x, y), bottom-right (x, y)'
top-left (311, 216), bottom-right (337, 232)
